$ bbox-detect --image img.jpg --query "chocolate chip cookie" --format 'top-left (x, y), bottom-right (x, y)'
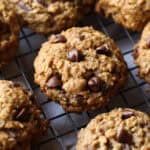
top-left (76, 108), bottom-right (150, 150)
top-left (0, 80), bottom-right (48, 150)
top-left (95, 0), bottom-right (150, 31)
top-left (133, 22), bottom-right (150, 84)
top-left (8, 0), bottom-right (94, 34)
top-left (0, 0), bottom-right (20, 69)
top-left (34, 26), bottom-right (128, 112)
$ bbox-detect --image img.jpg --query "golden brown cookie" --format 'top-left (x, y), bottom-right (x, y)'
top-left (8, 0), bottom-right (95, 34)
top-left (76, 108), bottom-right (150, 150)
top-left (0, 0), bottom-right (20, 69)
top-left (95, 0), bottom-right (150, 31)
top-left (34, 26), bottom-right (128, 112)
top-left (0, 80), bottom-right (48, 150)
top-left (133, 22), bottom-right (150, 84)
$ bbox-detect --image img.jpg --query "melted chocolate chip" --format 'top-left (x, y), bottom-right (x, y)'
top-left (29, 94), bottom-right (36, 102)
top-left (117, 128), bottom-right (132, 145)
top-left (146, 38), bottom-right (150, 48)
top-left (79, 35), bottom-right (85, 41)
top-left (107, 140), bottom-right (113, 148)
top-left (47, 76), bottom-right (62, 89)
top-left (75, 95), bottom-right (84, 102)
top-left (51, 34), bottom-right (67, 43)
top-left (88, 76), bottom-right (103, 92)
top-left (83, 70), bottom-right (94, 79)
top-left (122, 110), bottom-right (134, 120)
top-left (96, 44), bottom-right (112, 57)
top-left (9, 82), bottom-right (21, 88)
top-left (13, 106), bottom-right (31, 122)
top-left (67, 50), bottom-right (84, 62)
top-left (13, 82), bottom-right (21, 87)
top-left (37, 0), bottom-right (46, 5)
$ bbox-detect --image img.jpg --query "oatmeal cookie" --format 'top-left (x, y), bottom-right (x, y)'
top-left (0, 0), bottom-right (20, 69)
top-left (8, 0), bottom-right (95, 33)
top-left (133, 22), bottom-right (150, 84)
top-left (95, 0), bottom-right (150, 31)
top-left (0, 80), bottom-right (48, 150)
top-left (34, 26), bottom-right (128, 112)
top-left (76, 108), bottom-right (150, 150)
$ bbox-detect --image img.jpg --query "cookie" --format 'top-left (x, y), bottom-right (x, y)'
top-left (8, 0), bottom-right (94, 34)
top-left (76, 108), bottom-right (150, 150)
top-left (133, 22), bottom-right (150, 84)
top-left (34, 26), bottom-right (128, 112)
top-left (0, 80), bottom-right (48, 150)
top-left (95, 0), bottom-right (150, 31)
top-left (0, 0), bottom-right (20, 69)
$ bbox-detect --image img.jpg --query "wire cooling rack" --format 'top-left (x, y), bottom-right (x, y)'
top-left (0, 13), bottom-right (150, 150)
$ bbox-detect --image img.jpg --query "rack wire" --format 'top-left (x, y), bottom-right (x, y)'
top-left (0, 13), bottom-right (150, 150)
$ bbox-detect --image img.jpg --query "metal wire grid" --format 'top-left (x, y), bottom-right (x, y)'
top-left (0, 13), bottom-right (150, 150)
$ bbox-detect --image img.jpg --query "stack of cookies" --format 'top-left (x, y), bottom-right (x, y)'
top-left (0, 0), bottom-right (149, 149)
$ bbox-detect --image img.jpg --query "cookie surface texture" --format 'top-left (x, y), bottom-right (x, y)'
top-left (76, 108), bottom-right (150, 150)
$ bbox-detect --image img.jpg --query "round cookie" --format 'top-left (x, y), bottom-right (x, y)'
top-left (133, 22), bottom-right (150, 84)
top-left (0, 0), bottom-right (20, 69)
top-left (95, 0), bottom-right (150, 31)
top-left (8, 0), bottom-right (94, 34)
top-left (34, 26), bottom-right (128, 112)
top-left (76, 108), bottom-right (150, 150)
top-left (0, 80), bottom-right (48, 150)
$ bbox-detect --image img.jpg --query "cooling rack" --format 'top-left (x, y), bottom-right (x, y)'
top-left (0, 13), bottom-right (150, 150)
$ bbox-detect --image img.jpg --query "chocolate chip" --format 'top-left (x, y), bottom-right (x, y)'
top-left (29, 94), bottom-right (36, 102)
top-left (88, 76), bottom-right (102, 92)
top-left (13, 107), bottom-right (31, 122)
top-left (96, 44), bottom-right (112, 57)
top-left (117, 128), bottom-right (132, 145)
top-left (18, 1), bottom-right (32, 11)
top-left (123, 144), bottom-right (130, 150)
top-left (146, 38), bottom-right (150, 48)
top-left (13, 82), bottom-right (21, 87)
top-left (37, 0), bottom-right (46, 5)
top-left (122, 110), bottom-right (134, 120)
top-left (9, 82), bottom-right (21, 88)
top-left (79, 35), bottom-right (85, 41)
top-left (47, 76), bottom-right (62, 89)
top-left (67, 50), bottom-right (84, 62)
top-left (107, 141), bottom-right (113, 148)
top-left (83, 70), bottom-right (94, 79)
top-left (76, 95), bottom-right (84, 102)
top-left (51, 34), bottom-right (67, 43)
